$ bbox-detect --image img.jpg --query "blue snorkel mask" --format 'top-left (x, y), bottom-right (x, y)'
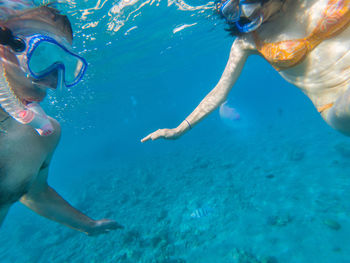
top-left (17, 34), bottom-right (87, 89)
top-left (220, 0), bottom-right (264, 33)
top-left (0, 6), bottom-right (87, 137)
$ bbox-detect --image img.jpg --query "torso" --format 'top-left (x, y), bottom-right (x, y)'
top-left (0, 112), bottom-right (60, 205)
top-left (250, 0), bottom-right (350, 112)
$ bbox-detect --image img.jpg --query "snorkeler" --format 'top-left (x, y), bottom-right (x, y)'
top-left (0, 5), bottom-right (123, 235)
top-left (142, 0), bottom-right (350, 141)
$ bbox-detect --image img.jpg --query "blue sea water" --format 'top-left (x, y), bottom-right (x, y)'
top-left (2, 0), bottom-right (350, 262)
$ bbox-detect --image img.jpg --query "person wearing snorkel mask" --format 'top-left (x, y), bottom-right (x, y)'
top-left (142, 0), bottom-right (350, 141)
top-left (0, 5), bottom-right (123, 235)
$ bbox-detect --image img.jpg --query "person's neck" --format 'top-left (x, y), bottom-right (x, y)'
top-left (262, 0), bottom-right (286, 22)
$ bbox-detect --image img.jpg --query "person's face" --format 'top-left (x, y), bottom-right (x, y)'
top-left (260, 0), bottom-right (285, 21)
top-left (240, 0), bottom-right (263, 18)
top-left (0, 45), bottom-right (59, 105)
top-left (0, 6), bottom-right (74, 105)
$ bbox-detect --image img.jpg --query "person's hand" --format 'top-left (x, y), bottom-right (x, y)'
top-left (87, 219), bottom-right (124, 236)
top-left (141, 128), bottom-right (182, 142)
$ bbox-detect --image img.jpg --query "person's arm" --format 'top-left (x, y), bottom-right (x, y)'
top-left (20, 161), bottom-right (123, 236)
top-left (141, 37), bottom-right (254, 142)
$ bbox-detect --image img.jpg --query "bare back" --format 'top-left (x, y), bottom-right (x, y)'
top-left (0, 112), bottom-right (60, 207)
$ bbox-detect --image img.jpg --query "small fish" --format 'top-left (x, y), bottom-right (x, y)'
top-left (190, 207), bottom-right (213, 219)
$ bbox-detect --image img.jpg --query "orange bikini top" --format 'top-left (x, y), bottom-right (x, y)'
top-left (253, 0), bottom-right (350, 70)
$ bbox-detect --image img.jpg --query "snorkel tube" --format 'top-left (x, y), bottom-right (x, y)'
top-left (0, 64), bottom-right (54, 136)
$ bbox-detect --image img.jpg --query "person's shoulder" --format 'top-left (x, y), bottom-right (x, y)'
top-left (48, 117), bottom-right (61, 139)
top-left (232, 34), bottom-right (257, 53)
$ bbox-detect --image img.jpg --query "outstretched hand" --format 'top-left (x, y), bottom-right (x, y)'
top-left (87, 219), bottom-right (124, 236)
top-left (141, 128), bottom-right (181, 142)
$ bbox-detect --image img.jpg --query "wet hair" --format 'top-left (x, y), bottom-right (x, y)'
top-left (0, 27), bottom-right (26, 52)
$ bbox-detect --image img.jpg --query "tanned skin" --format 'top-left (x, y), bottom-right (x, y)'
top-left (0, 108), bottom-right (123, 235)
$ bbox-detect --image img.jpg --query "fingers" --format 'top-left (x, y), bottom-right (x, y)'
top-left (141, 134), bottom-right (152, 143)
top-left (101, 224), bottom-right (122, 233)
top-left (98, 218), bottom-right (122, 227)
top-left (87, 219), bottom-right (124, 236)
top-left (141, 128), bottom-right (181, 143)
top-left (109, 221), bottom-right (124, 230)
top-left (141, 129), bottom-right (165, 143)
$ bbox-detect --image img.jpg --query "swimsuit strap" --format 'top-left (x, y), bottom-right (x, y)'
top-left (311, 0), bottom-right (350, 40)
top-left (318, 103), bottom-right (334, 113)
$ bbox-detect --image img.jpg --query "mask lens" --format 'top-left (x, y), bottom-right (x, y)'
top-left (221, 0), bottom-right (241, 23)
top-left (28, 38), bottom-right (86, 87)
top-left (241, 2), bottom-right (261, 17)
